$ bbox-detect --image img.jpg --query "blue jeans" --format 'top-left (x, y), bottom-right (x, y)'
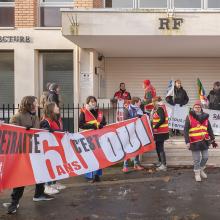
top-left (123, 155), bottom-right (140, 168)
top-left (192, 150), bottom-right (208, 171)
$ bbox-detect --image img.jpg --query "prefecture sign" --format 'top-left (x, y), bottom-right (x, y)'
top-left (0, 115), bottom-right (155, 191)
top-left (0, 36), bottom-right (31, 43)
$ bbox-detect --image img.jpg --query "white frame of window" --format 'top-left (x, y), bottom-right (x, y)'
top-left (0, 1), bottom-right (15, 7)
top-left (40, 0), bottom-right (74, 7)
top-left (137, 0), bottom-right (169, 9)
top-left (206, 0), bottom-right (220, 9)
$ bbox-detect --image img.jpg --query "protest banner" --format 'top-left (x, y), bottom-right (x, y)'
top-left (204, 109), bottom-right (220, 135)
top-left (0, 115), bottom-right (155, 191)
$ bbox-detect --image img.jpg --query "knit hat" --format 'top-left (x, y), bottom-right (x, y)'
top-left (49, 83), bottom-right (59, 91)
top-left (143, 80), bottom-right (151, 87)
top-left (193, 100), bottom-right (202, 108)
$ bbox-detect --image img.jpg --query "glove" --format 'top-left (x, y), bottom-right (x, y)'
top-left (212, 141), bottom-right (218, 148)
top-left (49, 128), bottom-right (54, 133)
top-left (26, 126), bottom-right (32, 130)
top-left (92, 124), bottom-right (97, 130)
top-left (99, 124), bottom-right (104, 129)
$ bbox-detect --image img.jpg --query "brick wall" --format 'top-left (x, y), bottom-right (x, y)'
top-left (93, 0), bottom-right (104, 8)
top-left (15, 0), bottom-right (38, 27)
top-left (74, 0), bottom-right (93, 8)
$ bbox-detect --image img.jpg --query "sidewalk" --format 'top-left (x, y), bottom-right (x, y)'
top-left (1, 167), bottom-right (220, 220)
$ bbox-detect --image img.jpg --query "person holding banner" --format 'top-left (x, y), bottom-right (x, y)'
top-left (142, 79), bottom-right (156, 114)
top-left (151, 96), bottom-right (169, 171)
top-left (40, 102), bottom-right (66, 195)
top-left (122, 97), bottom-right (144, 173)
top-left (79, 96), bottom-right (106, 182)
top-left (166, 79), bottom-right (189, 136)
top-left (184, 100), bottom-right (218, 182)
top-left (6, 96), bottom-right (54, 215)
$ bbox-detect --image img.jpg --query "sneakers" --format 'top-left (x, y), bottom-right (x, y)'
top-left (44, 185), bottom-right (59, 195)
top-left (134, 165), bottom-right (144, 171)
top-left (33, 193), bottom-right (54, 202)
top-left (156, 164), bottom-right (167, 171)
top-left (194, 170), bottom-right (202, 182)
top-left (155, 162), bottom-right (162, 168)
top-left (122, 167), bottom-right (129, 173)
top-left (7, 202), bottom-right (19, 214)
top-left (52, 182), bottom-right (66, 190)
top-left (200, 167), bottom-right (208, 179)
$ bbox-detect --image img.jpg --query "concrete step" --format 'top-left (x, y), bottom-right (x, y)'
top-left (142, 136), bottom-right (220, 167)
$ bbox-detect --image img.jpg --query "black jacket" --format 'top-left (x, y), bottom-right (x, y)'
top-left (79, 109), bottom-right (106, 130)
top-left (184, 110), bottom-right (215, 151)
top-left (166, 86), bottom-right (189, 106)
top-left (207, 89), bottom-right (220, 110)
top-left (153, 107), bottom-right (169, 142)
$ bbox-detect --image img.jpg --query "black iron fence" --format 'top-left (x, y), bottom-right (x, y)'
top-left (0, 104), bottom-right (119, 132)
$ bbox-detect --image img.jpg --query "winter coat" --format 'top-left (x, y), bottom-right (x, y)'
top-left (40, 91), bottom-right (49, 108)
top-left (114, 89), bottom-right (131, 100)
top-left (152, 107), bottom-right (169, 142)
top-left (10, 111), bottom-right (40, 129)
top-left (123, 104), bottom-right (143, 120)
top-left (79, 108), bottom-right (106, 130)
top-left (40, 115), bottom-right (63, 132)
top-left (151, 107), bottom-right (169, 142)
top-left (47, 91), bottom-right (60, 107)
top-left (184, 110), bottom-right (215, 151)
top-left (207, 89), bottom-right (220, 110)
top-left (166, 86), bottom-right (189, 106)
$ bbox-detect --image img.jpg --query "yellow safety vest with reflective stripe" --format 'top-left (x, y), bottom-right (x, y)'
top-left (188, 114), bottom-right (210, 143)
top-left (152, 105), bottom-right (169, 134)
top-left (81, 108), bottom-right (103, 129)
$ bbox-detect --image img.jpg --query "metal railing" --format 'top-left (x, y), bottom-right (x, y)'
top-left (0, 104), bottom-right (120, 132)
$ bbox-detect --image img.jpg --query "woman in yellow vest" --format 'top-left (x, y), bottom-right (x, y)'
top-left (151, 96), bottom-right (169, 171)
top-left (184, 100), bottom-right (218, 182)
top-left (79, 96), bottom-right (106, 182)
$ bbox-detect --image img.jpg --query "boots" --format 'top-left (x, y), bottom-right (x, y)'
top-left (194, 170), bottom-right (201, 182)
top-left (200, 167), bottom-right (208, 179)
top-left (156, 152), bottom-right (167, 171)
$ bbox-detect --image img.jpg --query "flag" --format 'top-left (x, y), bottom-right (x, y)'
top-left (197, 78), bottom-right (209, 105)
top-left (166, 80), bottom-right (174, 97)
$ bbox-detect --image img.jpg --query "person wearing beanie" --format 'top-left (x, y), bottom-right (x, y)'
top-left (142, 80), bottom-right (156, 114)
top-left (207, 81), bottom-right (220, 110)
top-left (184, 100), bottom-right (218, 182)
top-left (151, 96), bottom-right (169, 171)
top-left (47, 83), bottom-right (61, 107)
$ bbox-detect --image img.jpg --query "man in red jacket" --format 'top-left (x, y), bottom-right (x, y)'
top-left (113, 82), bottom-right (131, 101)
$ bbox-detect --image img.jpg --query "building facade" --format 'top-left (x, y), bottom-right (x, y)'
top-left (1, 0), bottom-right (220, 115)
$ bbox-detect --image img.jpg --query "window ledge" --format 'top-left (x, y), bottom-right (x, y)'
top-left (34, 27), bottom-right (61, 30)
top-left (0, 27), bottom-right (15, 30)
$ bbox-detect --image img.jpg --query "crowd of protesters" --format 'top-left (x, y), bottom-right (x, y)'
top-left (1, 79), bottom-right (220, 214)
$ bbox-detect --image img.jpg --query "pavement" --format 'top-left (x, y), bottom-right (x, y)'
top-left (1, 165), bottom-right (220, 220)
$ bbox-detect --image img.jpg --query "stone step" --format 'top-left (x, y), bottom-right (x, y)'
top-left (142, 137), bottom-right (220, 167)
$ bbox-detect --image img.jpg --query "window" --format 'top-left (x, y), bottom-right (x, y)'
top-left (0, 0), bottom-right (14, 27)
top-left (139, 0), bottom-right (167, 8)
top-left (40, 0), bottom-right (73, 27)
top-left (174, 0), bottom-right (201, 9)
top-left (0, 51), bottom-right (14, 106)
top-left (208, 0), bottom-right (220, 8)
top-left (41, 51), bottom-right (74, 105)
top-left (105, 0), bottom-right (134, 8)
